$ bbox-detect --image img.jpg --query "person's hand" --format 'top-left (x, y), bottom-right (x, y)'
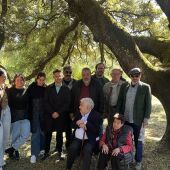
top-left (102, 144), bottom-right (109, 154)
top-left (143, 118), bottom-right (149, 127)
top-left (79, 123), bottom-right (87, 130)
top-left (52, 112), bottom-right (59, 119)
top-left (76, 120), bottom-right (84, 126)
top-left (112, 148), bottom-right (120, 156)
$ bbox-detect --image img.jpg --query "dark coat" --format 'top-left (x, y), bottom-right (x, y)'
top-left (92, 74), bottom-right (109, 88)
top-left (44, 83), bottom-right (71, 132)
top-left (116, 81), bottom-right (152, 125)
top-left (7, 87), bottom-right (29, 123)
top-left (73, 111), bottom-right (102, 145)
top-left (27, 82), bottom-right (46, 133)
top-left (70, 79), bottom-right (104, 116)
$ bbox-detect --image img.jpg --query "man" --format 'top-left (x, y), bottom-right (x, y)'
top-left (66, 98), bottom-right (102, 170)
top-left (103, 68), bottom-right (126, 124)
top-left (71, 67), bottom-right (104, 117)
top-left (43, 69), bottom-right (71, 161)
top-left (92, 63), bottom-right (109, 87)
top-left (53, 66), bottom-right (77, 153)
top-left (62, 66), bottom-right (77, 89)
top-left (117, 68), bottom-right (152, 170)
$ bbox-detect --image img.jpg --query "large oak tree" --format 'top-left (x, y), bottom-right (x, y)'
top-left (66, 0), bottom-right (170, 149)
top-left (1, 0), bottom-right (170, 150)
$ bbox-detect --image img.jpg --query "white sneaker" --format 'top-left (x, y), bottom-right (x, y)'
top-left (135, 162), bottom-right (142, 170)
top-left (39, 150), bottom-right (45, 156)
top-left (30, 155), bottom-right (36, 164)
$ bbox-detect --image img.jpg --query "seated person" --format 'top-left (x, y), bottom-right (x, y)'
top-left (97, 113), bottom-right (133, 170)
top-left (66, 97), bottom-right (102, 170)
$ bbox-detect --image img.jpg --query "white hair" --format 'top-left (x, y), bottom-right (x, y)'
top-left (80, 97), bottom-right (95, 110)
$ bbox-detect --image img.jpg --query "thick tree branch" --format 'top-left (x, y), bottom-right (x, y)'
top-left (155, 0), bottom-right (170, 29)
top-left (134, 36), bottom-right (170, 62)
top-left (25, 18), bottom-right (79, 80)
top-left (67, 0), bottom-right (155, 73)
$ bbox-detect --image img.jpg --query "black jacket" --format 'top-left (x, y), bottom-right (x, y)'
top-left (7, 87), bottom-right (29, 123)
top-left (71, 79), bottom-right (104, 116)
top-left (44, 83), bottom-right (71, 132)
top-left (27, 82), bottom-right (46, 133)
top-left (73, 111), bottom-right (102, 145)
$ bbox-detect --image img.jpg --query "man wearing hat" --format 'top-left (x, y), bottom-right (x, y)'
top-left (116, 67), bottom-right (152, 170)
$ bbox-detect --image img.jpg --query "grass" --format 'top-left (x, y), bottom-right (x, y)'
top-left (4, 96), bottom-right (170, 170)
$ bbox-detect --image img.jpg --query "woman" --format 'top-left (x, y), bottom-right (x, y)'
top-left (97, 113), bottom-right (133, 170)
top-left (27, 72), bottom-right (46, 164)
top-left (6, 74), bottom-right (30, 160)
top-left (0, 69), bottom-right (11, 169)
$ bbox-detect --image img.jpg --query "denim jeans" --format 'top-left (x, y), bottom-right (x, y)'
top-left (31, 121), bottom-right (45, 156)
top-left (0, 121), bottom-right (4, 167)
top-left (125, 122), bottom-right (143, 162)
top-left (0, 106), bottom-right (11, 167)
top-left (1, 106), bottom-right (11, 152)
top-left (11, 119), bottom-right (30, 150)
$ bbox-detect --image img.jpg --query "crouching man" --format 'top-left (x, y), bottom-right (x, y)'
top-left (97, 113), bottom-right (133, 170)
top-left (66, 97), bottom-right (102, 170)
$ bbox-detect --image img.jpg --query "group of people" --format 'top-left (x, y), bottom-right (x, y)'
top-left (0, 63), bottom-right (152, 170)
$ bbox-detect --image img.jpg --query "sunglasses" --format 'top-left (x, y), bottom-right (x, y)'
top-left (130, 74), bottom-right (140, 78)
top-left (65, 71), bottom-right (72, 74)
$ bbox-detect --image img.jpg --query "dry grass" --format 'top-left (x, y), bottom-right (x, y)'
top-left (4, 97), bottom-right (170, 170)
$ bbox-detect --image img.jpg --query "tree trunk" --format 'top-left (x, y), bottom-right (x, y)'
top-left (159, 97), bottom-right (170, 150)
top-left (0, 0), bottom-right (8, 50)
top-left (152, 76), bottom-right (170, 150)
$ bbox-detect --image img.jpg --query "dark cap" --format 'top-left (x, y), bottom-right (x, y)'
top-left (129, 68), bottom-right (141, 75)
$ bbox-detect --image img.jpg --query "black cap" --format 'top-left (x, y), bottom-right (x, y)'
top-left (129, 68), bottom-right (141, 75)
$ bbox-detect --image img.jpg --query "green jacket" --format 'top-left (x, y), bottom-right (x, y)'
top-left (116, 81), bottom-right (152, 125)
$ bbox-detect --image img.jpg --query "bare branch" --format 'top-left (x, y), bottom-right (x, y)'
top-left (134, 36), bottom-right (170, 62)
top-left (109, 10), bottom-right (152, 18)
top-left (62, 30), bottom-right (78, 66)
top-left (99, 42), bottom-right (105, 62)
top-left (25, 17), bottom-right (79, 80)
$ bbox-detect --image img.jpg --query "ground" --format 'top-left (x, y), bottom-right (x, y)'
top-left (3, 97), bottom-right (170, 170)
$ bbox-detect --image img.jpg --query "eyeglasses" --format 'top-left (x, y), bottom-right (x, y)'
top-left (130, 74), bottom-right (140, 78)
top-left (65, 71), bottom-right (72, 74)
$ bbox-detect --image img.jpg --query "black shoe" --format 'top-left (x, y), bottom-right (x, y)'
top-left (5, 147), bottom-right (15, 159)
top-left (41, 153), bottom-right (50, 161)
top-left (5, 147), bottom-right (14, 154)
top-left (14, 150), bottom-right (20, 160)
